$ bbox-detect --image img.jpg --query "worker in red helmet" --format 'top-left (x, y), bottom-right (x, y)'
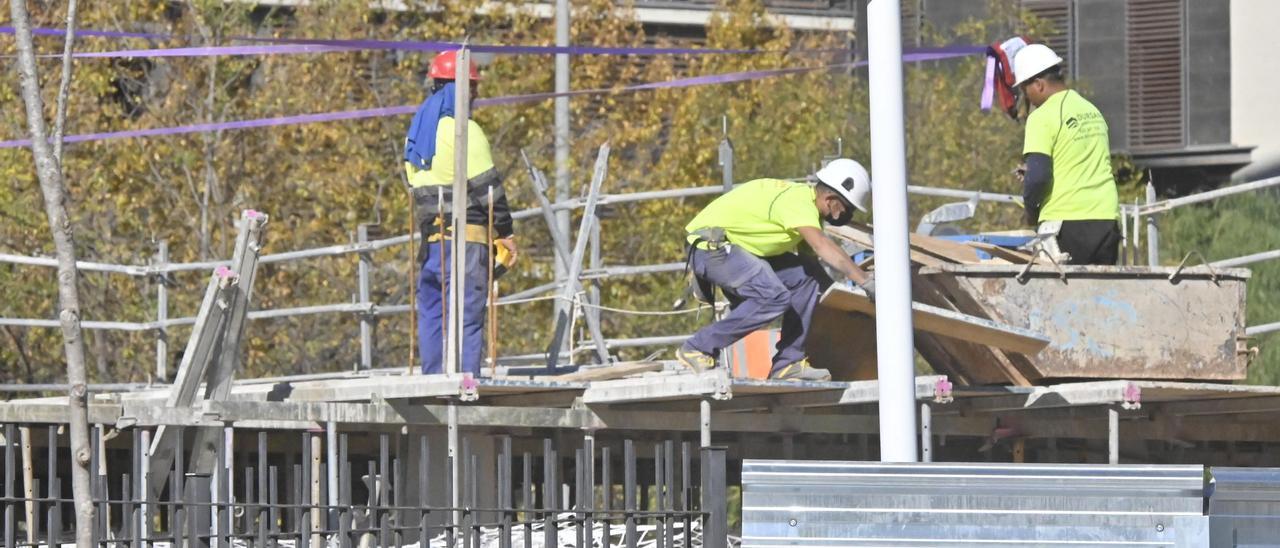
top-left (403, 50), bottom-right (517, 375)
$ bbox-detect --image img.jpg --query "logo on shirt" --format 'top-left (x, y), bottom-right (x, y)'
top-left (1065, 117), bottom-right (1079, 129)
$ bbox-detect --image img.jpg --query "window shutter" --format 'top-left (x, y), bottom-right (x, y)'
top-left (1022, 0), bottom-right (1074, 79)
top-left (1127, 0), bottom-right (1185, 149)
top-left (901, 0), bottom-right (922, 48)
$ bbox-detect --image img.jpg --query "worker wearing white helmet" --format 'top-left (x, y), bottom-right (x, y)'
top-left (676, 159), bottom-right (875, 381)
top-left (1013, 43), bottom-right (1121, 264)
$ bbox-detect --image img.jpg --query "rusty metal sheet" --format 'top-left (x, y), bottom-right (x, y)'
top-left (918, 265), bottom-right (1250, 382)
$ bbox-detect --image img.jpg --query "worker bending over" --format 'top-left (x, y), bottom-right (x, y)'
top-left (403, 50), bottom-right (517, 375)
top-left (1014, 44), bottom-right (1120, 265)
top-left (677, 159), bottom-right (876, 381)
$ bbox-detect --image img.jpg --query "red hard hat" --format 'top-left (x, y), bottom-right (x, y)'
top-left (428, 50), bottom-right (480, 81)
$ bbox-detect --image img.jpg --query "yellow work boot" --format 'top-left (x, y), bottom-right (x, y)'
top-left (674, 343), bottom-right (717, 372)
top-left (769, 359), bottom-right (832, 382)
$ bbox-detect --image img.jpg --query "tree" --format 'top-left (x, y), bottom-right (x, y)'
top-left (9, 0), bottom-right (1266, 387)
top-left (7, 0), bottom-right (95, 545)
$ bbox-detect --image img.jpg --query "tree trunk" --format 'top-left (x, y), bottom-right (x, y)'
top-left (7, 2), bottom-right (95, 547)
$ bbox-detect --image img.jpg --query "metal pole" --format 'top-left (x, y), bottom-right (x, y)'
top-left (1145, 181), bottom-right (1159, 266)
top-left (1136, 174), bottom-right (1280, 216)
top-left (589, 214), bottom-right (602, 324)
top-left (1108, 407), bottom-right (1119, 465)
top-left (447, 48), bottom-right (471, 375)
top-left (920, 403), bottom-right (932, 463)
top-left (326, 420), bottom-right (338, 531)
top-left (718, 116), bottom-right (734, 192)
top-left (357, 225), bottom-right (374, 370)
top-left (867, 0), bottom-right (918, 463)
top-left (1247, 322), bottom-right (1280, 336)
top-left (1213, 250), bottom-right (1280, 268)
top-left (700, 399), bottom-right (711, 448)
top-left (1119, 206), bottom-right (1129, 265)
top-left (140, 428), bottom-right (150, 546)
top-left (1132, 198), bottom-right (1141, 266)
top-left (155, 240), bottom-right (169, 383)
top-left (553, 0), bottom-right (572, 329)
top-left (447, 402), bottom-right (460, 527)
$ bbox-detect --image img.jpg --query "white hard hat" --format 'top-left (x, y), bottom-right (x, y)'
top-left (815, 158), bottom-right (871, 212)
top-left (1012, 43), bottom-right (1064, 87)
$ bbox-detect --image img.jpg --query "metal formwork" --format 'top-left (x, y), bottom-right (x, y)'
top-left (1208, 467), bottom-right (1280, 546)
top-left (741, 460), bottom-right (1208, 547)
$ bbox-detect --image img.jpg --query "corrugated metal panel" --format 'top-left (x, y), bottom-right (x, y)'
top-left (1023, 0), bottom-right (1074, 78)
top-left (742, 460), bottom-right (1207, 547)
top-left (1127, 0), bottom-right (1186, 150)
top-left (1208, 467), bottom-right (1280, 546)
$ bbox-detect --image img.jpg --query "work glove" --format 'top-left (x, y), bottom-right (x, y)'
top-left (853, 276), bottom-right (876, 302)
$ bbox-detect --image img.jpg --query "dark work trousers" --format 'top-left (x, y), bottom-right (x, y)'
top-left (685, 245), bottom-right (823, 374)
top-left (1057, 220), bottom-right (1122, 265)
top-left (418, 240), bottom-right (491, 375)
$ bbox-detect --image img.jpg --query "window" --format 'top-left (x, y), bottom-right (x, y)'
top-left (1126, 0), bottom-right (1186, 149)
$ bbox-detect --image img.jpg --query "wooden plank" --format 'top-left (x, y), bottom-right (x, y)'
top-left (825, 225), bottom-right (946, 267)
top-left (966, 241), bottom-right (1034, 264)
top-left (828, 223), bottom-right (982, 265)
top-left (906, 232), bottom-right (982, 263)
top-left (818, 285), bottom-right (1050, 355)
top-left (551, 361), bottom-right (665, 382)
top-left (912, 274), bottom-right (1036, 386)
top-left (806, 305), bottom-right (880, 381)
top-left (846, 221), bottom-right (981, 263)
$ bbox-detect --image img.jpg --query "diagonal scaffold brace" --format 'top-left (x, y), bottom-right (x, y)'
top-left (144, 209), bottom-right (269, 499)
top-left (525, 145), bottom-right (613, 369)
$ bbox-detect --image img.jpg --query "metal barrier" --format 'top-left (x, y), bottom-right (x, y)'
top-left (1209, 467), bottom-right (1280, 546)
top-left (0, 422), bottom-right (729, 548)
top-left (741, 460), bottom-right (1209, 547)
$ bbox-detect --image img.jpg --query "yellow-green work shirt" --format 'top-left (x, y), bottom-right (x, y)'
top-left (1023, 90), bottom-right (1119, 221)
top-left (404, 117), bottom-right (496, 188)
top-left (685, 179), bottom-right (821, 257)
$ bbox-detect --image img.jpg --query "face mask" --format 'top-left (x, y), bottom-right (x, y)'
top-left (825, 207), bottom-right (854, 227)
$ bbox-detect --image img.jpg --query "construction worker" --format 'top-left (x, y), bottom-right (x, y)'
top-left (1013, 44), bottom-right (1121, 265)
top-left (676, 159), bottom-right (876, 381)
top-left (403, 50), bottom-right (517, 375)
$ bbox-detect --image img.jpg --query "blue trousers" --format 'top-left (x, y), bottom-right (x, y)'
top-left (418, 241), bottom-right (491, 375)
top-left (685, 246), bottom-right (823, 374)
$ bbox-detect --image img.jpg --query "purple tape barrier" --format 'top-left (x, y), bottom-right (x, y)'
top-left (0, 49), bottom-right (979, 149)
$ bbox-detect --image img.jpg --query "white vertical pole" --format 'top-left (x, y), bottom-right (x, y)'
top-left (867, 0), bottom-right (919, 463)
top-left (700, 399), bottom-right (712, 448)
top-left (1145, 181), bottom-right (1160, 266)
top-left (920, 402), bottom-right (932, 462)
top-left (1108, 407), bottom-right (1120, 465)
top-left (326, 419), bottom-right (338, 528)
top-left (155, 240), bottom-right (168, 383)
top-left (447, 49), bottom-right (471, 375)
top-left (553, 0), bottom-right (572, 327)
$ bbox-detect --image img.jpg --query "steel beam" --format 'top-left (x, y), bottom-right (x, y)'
top-left (582, 370), bottom-right (733, 404)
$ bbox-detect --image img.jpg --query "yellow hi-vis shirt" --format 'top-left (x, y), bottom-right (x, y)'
top-left (685, 179), bottom-right (821, 257)
top-left (1023, 89), bottom-right (1120, 221)
top-left (404, 117), bottom-right (496, 188)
